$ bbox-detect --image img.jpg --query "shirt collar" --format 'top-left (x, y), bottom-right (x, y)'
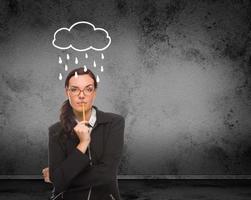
top-left (74, 105), bottom-right (113, 126)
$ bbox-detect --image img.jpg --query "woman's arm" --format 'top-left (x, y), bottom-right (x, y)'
top-left (48, 126), bottom-right (91, 194)
top-left (71, 115), bottom-right (125, 189)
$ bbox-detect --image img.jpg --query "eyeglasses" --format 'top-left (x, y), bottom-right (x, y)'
top-left (67, 85), bottom-right (95, 96)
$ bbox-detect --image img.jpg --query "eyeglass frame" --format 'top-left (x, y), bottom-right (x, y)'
top-left (66, 84), bottom-right (96, 96)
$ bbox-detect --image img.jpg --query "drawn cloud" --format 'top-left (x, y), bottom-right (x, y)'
top-left (52, 21), bottom-right (111, 51)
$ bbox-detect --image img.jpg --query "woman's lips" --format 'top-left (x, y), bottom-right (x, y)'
top-left (77, 103), bottom-right (86, 108)
top-left (78, 102), bottom-right (86, 104)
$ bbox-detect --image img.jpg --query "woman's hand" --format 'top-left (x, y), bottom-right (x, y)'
top-left (42, 167), bottom-right (51, 183)
top-left (74, 121), bottom-right (91, 153)
top-left (73, 121), bottom-right (91, 143)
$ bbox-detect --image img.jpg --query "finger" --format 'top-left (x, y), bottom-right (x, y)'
top-left (79, 124), bottom-right (88, 127)
top-left (83, 104), bottom-right (85, 122)
top-left (78, 124), bottom-right (89, 129)
top-left (42, 167), bottom-right (48, 173)
top-left (45, 176), bottom-right (52, 183)
top-left (45, 178), bottom-right (50, 183)
top-left (78, 121), bottom-right (89, 125)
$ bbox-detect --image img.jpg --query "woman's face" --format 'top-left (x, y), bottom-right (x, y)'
top-left (65, 74), bottom-right (96, 114)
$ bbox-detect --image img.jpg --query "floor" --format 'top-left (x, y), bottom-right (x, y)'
top-left (0, 179), bottom-right (250, 200)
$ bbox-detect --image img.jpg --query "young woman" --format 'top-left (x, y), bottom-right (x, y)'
top-left (42, 67), bottom-right (125, 200)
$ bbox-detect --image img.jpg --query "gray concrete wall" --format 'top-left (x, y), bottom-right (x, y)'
top-left (0, 0), bottom-right (250, 175)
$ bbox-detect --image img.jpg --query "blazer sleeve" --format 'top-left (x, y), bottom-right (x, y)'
top-left (48, 126), bottom-right (91, 194)
top-left (71, 115), bottom-right (125, 189)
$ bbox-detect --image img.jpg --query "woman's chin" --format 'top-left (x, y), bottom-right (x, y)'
top-left (72, 107), bottom-right (83, 114)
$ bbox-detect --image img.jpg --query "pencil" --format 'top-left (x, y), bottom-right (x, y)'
top-left (82, 103), bottom-right (85, 122)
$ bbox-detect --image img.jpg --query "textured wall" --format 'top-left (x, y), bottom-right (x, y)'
top-left (0, 0), bottom-right (250, 175)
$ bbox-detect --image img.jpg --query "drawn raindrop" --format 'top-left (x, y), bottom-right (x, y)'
top-left (96, 75), bottom-right (100, 82)
top-left (75, 57), bottom-right (78, 64)
top-left (93, 60), bottom-right (96, 67)
top-left (66, 54), bottom-right (70, 60)
top-left (58, 56), bottom-right (62, 64)
top-left (74, 71), bottom-right (78, 78)
top-left (83, 65), bottom-right (87, 72)
top-left (65, 64), bottom-right (68, 71)
top-left (58, 73), bottom-right (62, 80)
top-left (101, 53), bottom-right (104, 60)
top-left (85, 53), bottom-right (88, 59)
top-left (101, 66), bottom-right (104, 72)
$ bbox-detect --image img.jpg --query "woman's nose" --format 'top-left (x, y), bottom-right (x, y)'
top-left (78, 91), bottom-right (85, 98)
top-left (79, 96), bottom-right (85, 100)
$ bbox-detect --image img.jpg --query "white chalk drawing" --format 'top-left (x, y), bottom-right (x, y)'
top-left (65, 64), bottom-right (68, 71)
top-left (58, 56), bottom-right (62, 64)
top-left (53, 21), bottom-right (111, 83)
top-left (96, 75), bottom-right (100, 83)
top-left (58, 73), bottom-right (63, 80)
top-left (52, 21), bottom-right (111, 51)
top-left (83, 65), bottom-right (87, 72)
top-left (75, 57), bottom-right (78, 64)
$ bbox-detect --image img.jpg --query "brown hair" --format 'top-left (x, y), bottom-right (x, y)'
top-left (59, 67), bottom-right (98, 134)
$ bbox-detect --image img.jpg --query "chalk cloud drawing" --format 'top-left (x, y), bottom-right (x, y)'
top-left (52, 21), bottom-right (111, 82)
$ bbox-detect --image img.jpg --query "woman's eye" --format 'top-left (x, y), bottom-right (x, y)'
top-left (87, 87), bottom-right (93, 92)
top-left (71, 88), bottom-right (77, 92)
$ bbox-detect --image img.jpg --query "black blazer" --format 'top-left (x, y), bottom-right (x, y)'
top-left (48, 106), bottom-right (125, 200)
